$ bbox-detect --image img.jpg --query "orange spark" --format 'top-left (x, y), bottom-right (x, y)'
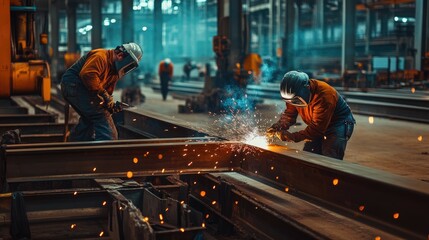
top-left (127, 171), bottom-right (133, 178)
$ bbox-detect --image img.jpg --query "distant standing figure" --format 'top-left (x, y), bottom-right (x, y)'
top-left (243, 53), bottom-right (262, 84)
top-left (158, 58), bottom-right (174, 101)
top-left (183, 60), bottom-right (194, 81)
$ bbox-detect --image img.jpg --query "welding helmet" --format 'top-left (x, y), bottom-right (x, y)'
top-left (114, 42), bottom-right (143, 78)
top-left (280, 71), bottom-right (311, 107)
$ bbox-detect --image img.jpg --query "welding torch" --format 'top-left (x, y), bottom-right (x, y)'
top-left (110, 101), bottom-right (132, 114)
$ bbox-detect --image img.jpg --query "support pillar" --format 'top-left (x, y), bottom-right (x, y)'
top-left (281, 0), bottom-right (295, 71)
top-left (316, 0), bottom-right (325, 44)
top-left (365, 7), bottom-right (375, 55)
top-left (121, 0), bottom-right (133, 43)
top-left (0, 0), bottom-right (11, 97)
top-left (91, 0), bottom-right (102, 49)
top-left (66, 0), bottom-right (77, 53)
top-left (49, 0), bottom-right (59, 82)
top-left (153, 0), bottom-right (163, 64)
top-left (414, 0), bottom-right (428, 72)
top-left (341, 0), bottom-right (356, 75)
top-left (228, 0), bottom-right (243, 73)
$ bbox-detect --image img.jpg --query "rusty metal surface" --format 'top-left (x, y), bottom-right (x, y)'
top-left (120, 110), bottom-right (219, 139)
top-left (0, 103), bottom-right (428, 238)
top-left (0, 107), bottom-right (28, 114)
top-left (0, 114), bottom-right (57, 124)
top-left (0, 184), bottom-right (206, 239)
top-left (1, 139), bottom-right (429, 238)
top-left (239, 145), bottom-right (429, 239)
top-left (2, 141), bottom-right (238, 182)
top-left (0, 123), bottom-right (72, 135)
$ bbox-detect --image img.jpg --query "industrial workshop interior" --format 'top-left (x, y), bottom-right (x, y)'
top-left (0, 0), bottom-right (428, 239)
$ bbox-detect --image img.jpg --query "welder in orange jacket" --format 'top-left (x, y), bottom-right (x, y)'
top-left (266, 71), bottom-right (355, 160)
top-left (158, 58), bottom-right (174, 101)
top-left (60, 42), bottom-right (142, 141)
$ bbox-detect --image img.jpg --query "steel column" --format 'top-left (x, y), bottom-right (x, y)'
top-left (414, 0), bottom-right (428, 72)
top-left (341, 0), bottom-right (356, 75)
top-left (66, 0), bottom-right (77, 53)
top-left (91, 0), bottom-right (102, 49)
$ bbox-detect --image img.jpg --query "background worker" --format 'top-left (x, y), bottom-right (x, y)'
top-left (266, 71), bottom-right (356, 160)
top-left (182, 59), bottom-right (194, 81)
top-left (243, 53), bottom-right (262, 84)
top-left (60, 42), bottom-right (143, 141)
top-left (158, 58), bottom-right (174, 101)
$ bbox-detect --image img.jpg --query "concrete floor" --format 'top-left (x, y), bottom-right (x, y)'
top-left (119, 86), bottom-right (429, 182)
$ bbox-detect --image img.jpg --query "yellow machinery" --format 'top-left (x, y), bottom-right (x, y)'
top-left (0, 0), bottom-right (51, 102)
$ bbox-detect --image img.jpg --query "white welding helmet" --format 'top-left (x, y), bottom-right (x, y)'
top-left (280, 71), bottom-right (311, 107)
top-left (115, 42), bottom-right (143, 78)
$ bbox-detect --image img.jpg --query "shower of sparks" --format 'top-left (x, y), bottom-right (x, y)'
top-left (244, 130), bottom-right (269, 149)
top-left (182, 86), bottom-right (278, 155)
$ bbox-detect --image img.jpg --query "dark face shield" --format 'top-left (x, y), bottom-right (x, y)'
top-left (282, 95), bottom-right (308, 107)
top-left (121, 62), bottom-right (138, 76)
top-left (115, 52), bottom-right (139, 78)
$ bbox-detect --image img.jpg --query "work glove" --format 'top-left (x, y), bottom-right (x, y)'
top-left (266, 122), bottom-right (284, 138)
top-left (97, 89), bottom-right (115, 111)
top-left (275, 130), bottom-right (296, 142)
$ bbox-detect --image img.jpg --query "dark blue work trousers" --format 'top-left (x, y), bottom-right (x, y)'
top-left (60, 75), bottom-right (118, 141)
top-left (303, 116), bottom-right (355, 160)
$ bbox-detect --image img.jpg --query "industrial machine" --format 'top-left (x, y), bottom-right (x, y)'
top-left (0, 0), bottom-right (51, 103)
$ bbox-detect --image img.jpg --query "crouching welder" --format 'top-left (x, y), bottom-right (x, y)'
top-left (60, 42), bottom-right (143, 141)
top-left (266, 71), bottom-right (356, 160)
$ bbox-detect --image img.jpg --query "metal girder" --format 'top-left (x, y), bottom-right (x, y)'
top-left (0, 182), bottom-right (206, 239)
top-left (0, 107), bottom-right (28, 114)
top-left (0, 123), bottom-right (72, 135)
top-left (0, 114), bottom-right (57, 124)
top-left (151, 81), bottom-right (429, 123)
top-left (1, 139), bottom-right (429, 238)
top-left (240, 145), bottom-right (429, 239)
top-left (346, 99), bottom-right (429, 123)
top-left (120, 110), bottom-right (219, 139)
top-left (1, 140), bottom-right (238, 182)
top-left (186, 173), bottom-right (400, 240)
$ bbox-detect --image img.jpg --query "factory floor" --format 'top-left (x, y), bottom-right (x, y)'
top-left (121, 86), bottom-right (429, 182)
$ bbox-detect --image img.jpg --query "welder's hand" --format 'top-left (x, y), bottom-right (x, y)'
top-left (275, 130), bottom-right (296, 142)
top-left (265, 128), bottom-right (276, 139)
top-left (97, 89), bottom-right (115, 111)
top-left (266, 122), bottom-right (282, 138)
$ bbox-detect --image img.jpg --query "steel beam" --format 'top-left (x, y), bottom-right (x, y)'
top-left (1, 141), bottom-right (239, 182)
top-left (240, 145), bottom-right (429, 239)
top-left (1, 140), bottom-right (429, 238)
top-left (0, 114), bottom-right (57, 124)
top-left (187, 173), bottom-right (400, 240)
top-left (121, 110), bottom-right (220, 139)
